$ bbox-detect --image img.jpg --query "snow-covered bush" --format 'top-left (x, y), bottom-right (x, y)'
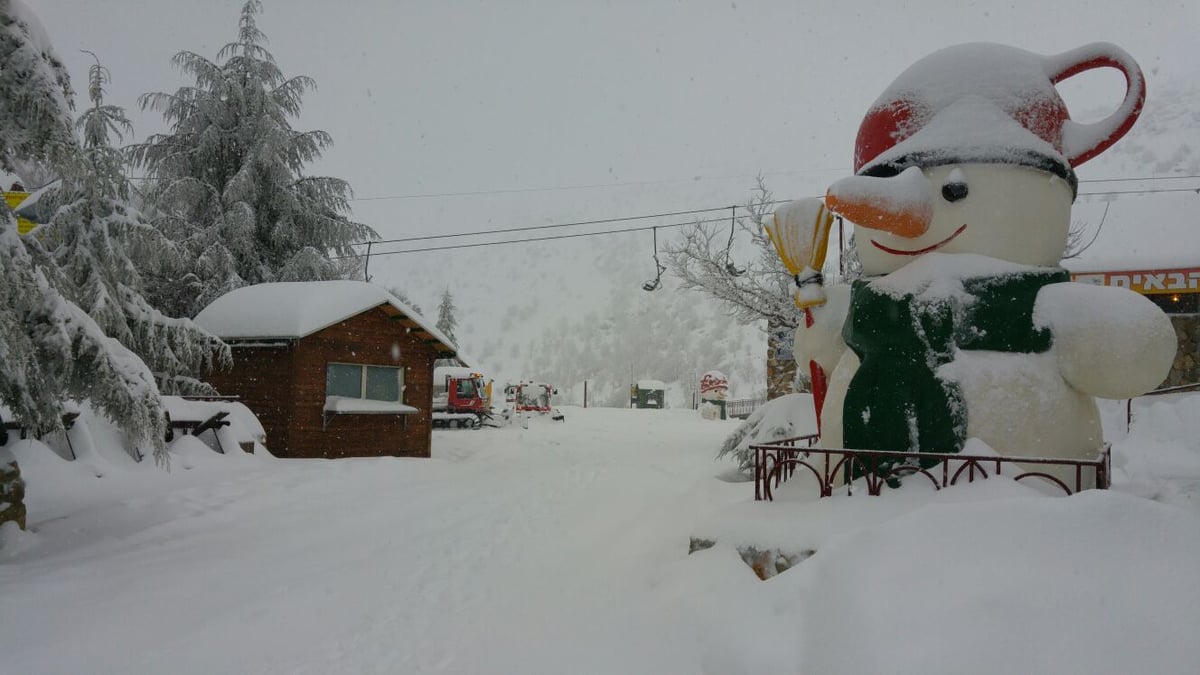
top-left (717, 393), bottom-right (816, 474)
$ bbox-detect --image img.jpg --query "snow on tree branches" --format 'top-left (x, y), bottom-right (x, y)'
top-left (0, 0), bottom-right (74, 175)
top-left (435, 289), bottom-right (459, 367)
top-left (36, 53), bottom-right (231, 396)
top-left (664, 179), bottom-right (862, 332)
top-left (436, 289), bottom-right (459, 345)
top-left (129, 0), bottom-right (377, 318)
top-left (0, 1), bottom-right (167, 457)
top-left (663, 179), bottom-right (804, 330)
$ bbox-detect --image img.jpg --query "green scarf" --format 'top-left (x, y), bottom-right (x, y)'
top-left (842, 265), bottom-right (1069, 465)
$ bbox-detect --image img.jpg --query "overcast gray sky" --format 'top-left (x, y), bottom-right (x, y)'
top-left (34, 1), bottom-right (1199, 240)
top-left (32, 0), bottom-right (1195, 225)
top-left (29, 1), bottom-right (1199, 385)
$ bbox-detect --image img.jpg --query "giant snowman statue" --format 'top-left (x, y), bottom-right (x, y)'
top-left (771, 43), bottom-right (1176, 485)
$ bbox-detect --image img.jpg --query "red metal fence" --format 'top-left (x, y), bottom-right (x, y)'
top-left (753, 439), bottom-right (1111, 501)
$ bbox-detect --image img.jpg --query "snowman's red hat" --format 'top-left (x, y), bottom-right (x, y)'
top-left (853, 42), bottom-right (1145, 198)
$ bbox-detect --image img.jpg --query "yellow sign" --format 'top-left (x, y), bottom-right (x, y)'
top-left (1071, 267), bottom-right (1200, 295)
top-left (3, 191), bottom-right (37, 235)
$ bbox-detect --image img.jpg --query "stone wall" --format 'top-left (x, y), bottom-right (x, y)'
top-left (767, 322), bottom-right (801, 400)
top-left (1166, 314), bottom-right (1200, 387)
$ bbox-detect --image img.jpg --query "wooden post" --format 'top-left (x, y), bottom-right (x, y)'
top-left (583, 380), bottom-right (588, 408)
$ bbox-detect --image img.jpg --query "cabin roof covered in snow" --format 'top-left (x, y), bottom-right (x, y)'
top-left (194, 281), bottom-right (456, 353)
top-left (637, 379), bottom-right (666, 390)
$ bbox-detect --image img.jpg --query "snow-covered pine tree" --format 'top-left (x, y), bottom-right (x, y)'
top-left (840, 230), bottom-right (863, 281)
top-left (38, 53), bottom-right (231, 395)
top-left (129, 0), bottom-right (377, 318)
top-left (0, 1), bottom-right (166, 481)
top-left (435, 289), bottom-right (459, 367)
top-left (436, 289), bottom-right (459, 343)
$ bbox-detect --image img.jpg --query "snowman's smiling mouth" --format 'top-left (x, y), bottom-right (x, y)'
top-left (871, 224), bottom-right (968, 256)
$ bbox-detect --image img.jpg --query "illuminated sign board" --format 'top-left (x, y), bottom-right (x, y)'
top-left (1071, 266), bottom-right (1200, 295)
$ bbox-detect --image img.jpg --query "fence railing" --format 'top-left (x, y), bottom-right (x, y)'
top-left (726, 397), bottom-right (767, 419)
top-left (752, 442), bottom-right (1111, 501)
top-left (752, 434), bottom-right (820, 500)
top-left (1126, 382), bottom-right (1200, 431)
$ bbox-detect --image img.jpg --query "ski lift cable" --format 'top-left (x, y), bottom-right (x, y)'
top-left (348, 203), bottom-right (771, 248)
top-left (346, 184), bottom-right (1199, 250)
top-left (337, 184), bottom-right (1200, 261)
top-left (333, 213), bottom-right (742, 260)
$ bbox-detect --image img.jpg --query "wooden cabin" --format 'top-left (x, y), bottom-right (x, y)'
top-left (195, 281), bottom-right (456, 459)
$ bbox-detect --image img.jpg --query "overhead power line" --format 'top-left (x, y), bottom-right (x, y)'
top-left (1076, 186), bottom-right (1200, 197)
top-left (343, 172), bottom-right (1200, 203)
top-left (346, 169), bottom-right (849, 202)
top-left (1080, 174), bottom-right (1200, 183)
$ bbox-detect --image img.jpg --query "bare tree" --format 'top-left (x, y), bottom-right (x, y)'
top-left (663, 177), bottom-right (802, 330)
top-left (1062, 203), bottom-right (1110, 260)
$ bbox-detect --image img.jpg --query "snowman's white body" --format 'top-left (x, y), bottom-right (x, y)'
top-left (811, 278), bottom-right (1159, 468)
top-left (798, 164), bottom-right (1176, 486)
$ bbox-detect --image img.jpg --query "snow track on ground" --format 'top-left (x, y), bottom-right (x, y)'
top-left (5, 400), bottom-right (1199, 673)
top-left (1, 409), bottom-right (746, 674)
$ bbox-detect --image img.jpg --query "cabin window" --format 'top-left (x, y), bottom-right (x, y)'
top-left (326, 363), bottom-right (404, 402)
top-left (366, 366), bottom-right (401, 401)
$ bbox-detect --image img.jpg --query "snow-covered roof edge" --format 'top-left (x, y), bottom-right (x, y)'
top-left (194, 281), bottom-right (457, 355)
top-left (381, 291), bottom-right (457, 355)
top-left (434, 366), bottom-right (481, 381)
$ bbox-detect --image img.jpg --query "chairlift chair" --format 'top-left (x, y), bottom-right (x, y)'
top-left (723, 205), bottom-right (746, 277)
top-left (642, 227), bottom-right (667, 291)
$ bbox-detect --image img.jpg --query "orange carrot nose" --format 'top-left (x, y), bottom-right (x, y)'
top-left (825, 167), bottom-right (934, 238)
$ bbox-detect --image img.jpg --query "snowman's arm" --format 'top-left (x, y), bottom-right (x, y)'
top-left (1034, 282), bottom-right (1176, 399)
top-left (795, 283), bottom-right (851, 375)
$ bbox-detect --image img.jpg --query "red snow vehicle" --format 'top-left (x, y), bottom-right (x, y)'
top-left (504, 381), bottom-right (565, 422)
top-left (432, 367), bottom-right (491, 429)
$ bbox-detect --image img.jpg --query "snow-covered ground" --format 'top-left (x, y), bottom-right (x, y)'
top-left (2, 397), bottom-right (1200, 674)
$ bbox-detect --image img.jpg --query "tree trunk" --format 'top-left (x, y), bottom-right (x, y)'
top-left (0, 449), bottom-right (26, 531)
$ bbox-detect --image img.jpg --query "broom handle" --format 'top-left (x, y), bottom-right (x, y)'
top-left (804, 307), bottom-right (828, 435)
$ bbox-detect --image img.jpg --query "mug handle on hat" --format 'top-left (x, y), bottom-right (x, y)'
top-left (1045, 42), bottom-right (1146, 167)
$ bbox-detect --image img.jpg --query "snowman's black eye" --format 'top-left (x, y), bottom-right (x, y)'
top-left (942, 181), bottom-right (968, 202)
